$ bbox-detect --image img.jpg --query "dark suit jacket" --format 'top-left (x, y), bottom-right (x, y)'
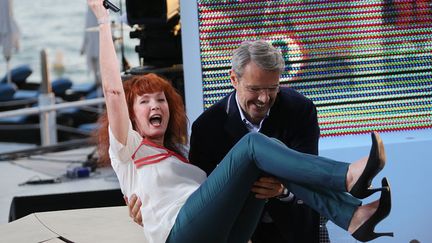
top-left (189, 87), bottom-right (321, 242)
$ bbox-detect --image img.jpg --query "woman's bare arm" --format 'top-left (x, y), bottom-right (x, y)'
top-left (88, 0), bottom-right (129, 145)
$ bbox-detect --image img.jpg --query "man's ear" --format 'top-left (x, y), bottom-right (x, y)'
top-left (230, 70), bottom-right (238, 89)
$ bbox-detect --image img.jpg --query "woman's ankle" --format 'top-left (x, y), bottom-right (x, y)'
top-left (346, 157), bottom-right (368, 191)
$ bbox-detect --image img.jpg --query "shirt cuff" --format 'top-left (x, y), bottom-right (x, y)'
top-left (278, 188), bottom-right (295, 202)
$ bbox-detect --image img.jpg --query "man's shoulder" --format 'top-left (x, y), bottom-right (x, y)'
top-left (193, 94), bottom-right (230, 126)
top-left (276, 87), bottom-right (315, 109)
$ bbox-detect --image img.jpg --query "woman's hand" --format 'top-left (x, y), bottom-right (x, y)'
top-left (251, 176), bottom-right (284, 199)
top-left (87, 0), bottom-right (109, 21)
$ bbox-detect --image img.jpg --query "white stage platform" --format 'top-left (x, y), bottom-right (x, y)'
top-left (0, 206), bottom-right (145, 243)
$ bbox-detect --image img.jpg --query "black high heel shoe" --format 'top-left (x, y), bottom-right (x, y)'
top-left (350, 132), bottom-right (387, 199)
top-left (352, 177), bottom-right (394, 242)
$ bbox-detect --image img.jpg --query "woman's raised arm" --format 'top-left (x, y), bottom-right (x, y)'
top-left (88, 0), bottom-right (129, 144)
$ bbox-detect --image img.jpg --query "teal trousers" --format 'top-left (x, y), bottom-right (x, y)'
top-left (167, 132), bottom-right (361, 243)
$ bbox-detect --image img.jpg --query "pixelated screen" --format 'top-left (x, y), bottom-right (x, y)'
top-left (197, 0), bottom-right (432, 136)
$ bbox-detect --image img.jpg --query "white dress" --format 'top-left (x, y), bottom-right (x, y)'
top-left (109, 121), bottom-right (207, 243)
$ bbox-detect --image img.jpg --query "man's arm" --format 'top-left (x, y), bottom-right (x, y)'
top-left (188, 121), bottom-right (218, 175)
top-left (292, 99), bottom-right (320, 155)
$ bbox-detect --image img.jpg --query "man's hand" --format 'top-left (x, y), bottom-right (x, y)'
top-left (251, 177), bottom-right (284, 199)
top-left (125, 194), bottom-right (143, 226)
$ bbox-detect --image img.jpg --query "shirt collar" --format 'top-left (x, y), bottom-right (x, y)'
top-left (235, 92), bottom-right (269, 132)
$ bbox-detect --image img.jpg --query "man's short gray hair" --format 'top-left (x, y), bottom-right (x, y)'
top-left (231, 40), bottom-right (285, 78)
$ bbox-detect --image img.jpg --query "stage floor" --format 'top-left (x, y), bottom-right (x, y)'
top-left (0, 146), bottom-right (120, 224)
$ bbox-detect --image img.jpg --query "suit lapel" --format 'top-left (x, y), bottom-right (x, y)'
top-left (261, 92), bottom-right (285, 137)
top-left (224, 92), bottom-right (249, 141)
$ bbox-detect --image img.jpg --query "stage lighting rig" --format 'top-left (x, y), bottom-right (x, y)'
top-left (126, 0), bottom-right (182, 68)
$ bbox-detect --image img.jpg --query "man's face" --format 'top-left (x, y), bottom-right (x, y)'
top-left (231, 61), bottom-right (280, 124)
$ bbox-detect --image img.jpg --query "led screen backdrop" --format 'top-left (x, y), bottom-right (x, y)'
top-left (197, 0), bottom-right (432, 136)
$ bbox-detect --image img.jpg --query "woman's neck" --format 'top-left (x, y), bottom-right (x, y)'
top-left (145, 137), bottom-right (164, 147)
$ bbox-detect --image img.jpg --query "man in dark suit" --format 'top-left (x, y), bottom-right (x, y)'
top-left (188, 40), bottom-right (323, 243)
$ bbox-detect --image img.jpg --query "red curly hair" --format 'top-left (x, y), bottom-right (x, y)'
top-left (95, 73), bottom-right (188, 166)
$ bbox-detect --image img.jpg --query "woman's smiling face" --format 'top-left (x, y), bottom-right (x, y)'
top-left (133, 91), bottom-right (170, 145)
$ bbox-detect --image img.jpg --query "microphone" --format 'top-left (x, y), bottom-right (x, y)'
top-left (103, 0), bottom-right (120, 12)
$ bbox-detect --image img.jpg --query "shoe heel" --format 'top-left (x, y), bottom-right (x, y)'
top-left (352, 230), bottom-right (394, 242)
top-left (352, 186), bottom-right (386, 199)
top-left (377, 232), bottom-right (394, 237)
top-left (370, 186), bottom-right (387, 193)
top-left (351, 177), bottom-right (393, 242)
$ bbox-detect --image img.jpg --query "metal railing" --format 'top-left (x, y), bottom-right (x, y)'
top-left (0, 98), bottom-right (105, 118)
top-left (0, 97), bottom-right (105, 146)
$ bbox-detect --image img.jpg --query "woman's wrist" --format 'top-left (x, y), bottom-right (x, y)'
top-left (98, 17), bottom-right (110, 25)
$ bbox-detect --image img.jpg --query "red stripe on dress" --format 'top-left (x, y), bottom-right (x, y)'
top-left (132, 138), bottom-right (189, 168)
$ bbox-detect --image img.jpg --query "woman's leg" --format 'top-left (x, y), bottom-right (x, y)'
top-left (249, 133), bottom-right (349, 191)
top-left (247, 133), bottom-right (363, 228)
top-left (285, 182), bottom-right (360, 229)
top-left (225, 194), bottom-right (266, 242)
top-left (167, 138), bottom-right (267, 243)
top-left (168, 132), bottom-right (360, 242)
top-left (234, 133), bottom-right (362, 229)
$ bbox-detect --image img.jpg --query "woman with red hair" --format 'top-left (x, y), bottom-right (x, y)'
top-left (89, 1), bottom-right (393, 242)
top-left (96, 73), bottom-right (189, 168)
